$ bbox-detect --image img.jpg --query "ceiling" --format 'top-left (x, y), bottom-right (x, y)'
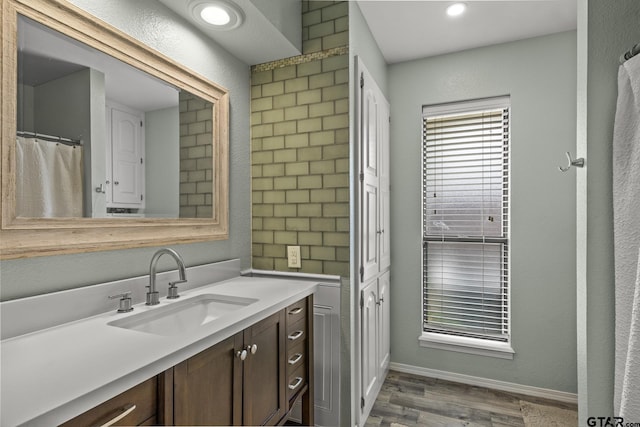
top-left (19, 17), bottom-right (178, 112)
top-left (22, 0), bottom-right (578, 93)
top-left (158, 0), bottom-right (302, 65)
top-left (356, 0), bottom-right (577, 64)
top-left (155, 0), bottom-right (576, 66)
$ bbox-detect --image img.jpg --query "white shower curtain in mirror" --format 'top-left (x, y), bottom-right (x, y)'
top-left (16, 136), bottom-right (83, 217)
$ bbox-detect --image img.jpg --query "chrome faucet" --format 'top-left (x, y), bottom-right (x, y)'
top-left (147, 248), bottom-right (187, 305)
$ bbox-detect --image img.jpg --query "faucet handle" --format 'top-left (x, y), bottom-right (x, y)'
top-left (167, 280), bottom-right (186, 299)
top-left (108, 291), bottom-right (134, 313)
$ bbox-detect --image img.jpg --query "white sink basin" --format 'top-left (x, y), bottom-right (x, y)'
top-left (108, 294), bottom-right (258, 336)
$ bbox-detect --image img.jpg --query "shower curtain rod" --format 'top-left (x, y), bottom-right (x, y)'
top-left (17, 131), bottom-right (82, 147)
top-left (620, 43), bottom-right (640, 64)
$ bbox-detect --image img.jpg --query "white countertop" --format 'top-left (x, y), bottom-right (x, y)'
top-left (0, 276), bottom-right (318, 427)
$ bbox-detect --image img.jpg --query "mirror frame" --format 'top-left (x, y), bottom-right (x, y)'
top-left (1, 0), bottom-right (230, 259)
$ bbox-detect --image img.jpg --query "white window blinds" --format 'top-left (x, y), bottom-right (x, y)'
top-left (422, 97), bottom-right (510, 342)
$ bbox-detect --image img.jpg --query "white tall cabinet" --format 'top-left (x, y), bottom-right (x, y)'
top-left (355, 57), bottom-right (391, 425)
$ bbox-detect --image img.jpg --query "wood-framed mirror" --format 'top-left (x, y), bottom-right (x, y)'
top-left (1, 0), bottom-right (229, 259)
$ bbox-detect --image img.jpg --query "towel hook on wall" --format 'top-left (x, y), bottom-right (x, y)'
top-left (558, 152), bottom-right (585, 172)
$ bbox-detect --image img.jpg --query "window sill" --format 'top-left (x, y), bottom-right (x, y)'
top-left (418, 333), bottom-right (515, 360)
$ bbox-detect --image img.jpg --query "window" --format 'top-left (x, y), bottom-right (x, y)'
top-left (420, 96), bottom-right (512, 357)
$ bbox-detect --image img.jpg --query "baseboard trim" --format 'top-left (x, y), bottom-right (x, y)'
top-left (389, 362), bottom-right (578, 404)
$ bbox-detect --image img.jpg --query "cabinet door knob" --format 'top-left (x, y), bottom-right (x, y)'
top-left (247, 344), bottom-right (258, 354)
top-left (236, 349), bottom-right (247, 361)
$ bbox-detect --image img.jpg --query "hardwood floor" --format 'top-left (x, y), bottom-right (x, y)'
top-left (364, 370), bottom-right (578, 427)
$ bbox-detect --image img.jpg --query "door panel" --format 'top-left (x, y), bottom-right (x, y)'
top-left (360, 76), bottom-right (380, 284)
top-left (173, 333), bottom-right (243, 426)
top-left (360, 281), bottom-right (379, 417)
top-left (243, 311), bottom-right (286, 426)
top-left (313, 307), bottom-right (332, 413)
top-left (363, 90), bottom-right (378, 177)
top-left (378, 272), bottom-right (391, 373)
top-left (361, 182), bottom-right (379, 282)
top-left (379, 100), bottom-right (391, 272)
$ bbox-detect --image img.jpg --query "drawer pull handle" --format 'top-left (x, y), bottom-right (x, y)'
top-left (99, 403), bottom-right (136, 427)
top-left (289, 307), bottom-right (303, 315)
top-left (288, 377), bottom-right (303, 390)
top-left (288, 353), bottom-right (303, 365)
top-left (288, 330), bottom-right (303, 341)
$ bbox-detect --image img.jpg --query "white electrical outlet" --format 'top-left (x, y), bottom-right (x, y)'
top-left (287, 245), bottom-right (301, 268)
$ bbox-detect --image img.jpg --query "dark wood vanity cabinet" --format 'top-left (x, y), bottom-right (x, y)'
top-left (59, 296), bottom-right (313, 427)
top-left (59, 376), bottom-right (160, 427)
top-left (172, 295), bottom-right (314, 426)
top-left (173, 310), bottom-right (287, 426)
top-left (171, 295), bottom-right (313, 426)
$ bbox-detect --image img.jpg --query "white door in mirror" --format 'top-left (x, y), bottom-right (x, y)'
top-left (108, 105), bottom-right (145, 209)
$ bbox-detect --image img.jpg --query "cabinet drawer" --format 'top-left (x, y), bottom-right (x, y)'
top-left (286, 339), bottom-right (306, 375)
top-left (286, 300), bottom-right (307, 332)
top-left (60, 377), bottom-right (157, 427)
top-left (286, 322), bottom-right (306, 344)
top-left (286, 361), bottom-right (307, 402)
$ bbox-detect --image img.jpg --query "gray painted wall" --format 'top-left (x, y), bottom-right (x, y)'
top-left (576, 0), bottom-right (640, 422)
top-left (0, 0), bottom-right (251, 301)
top-left (388, 31), bottom-right (578, 393)
top-left (145, 106), bottom-right (180, 217)
top-left (349, 2), bottom-right (388, 97)
top-left (249, 0), bottom-right (302, 53)
top-left (17, 84), bottom-right (35, 132)
top-left (34, 69), bottom-right (93, 142)
top-left (88, 69), bottom-right (107, 218)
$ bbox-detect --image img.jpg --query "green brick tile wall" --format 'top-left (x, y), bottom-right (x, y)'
top-left (250, 1), bottom-right (349, 277)
top-left (179, 91), bottom-right (213, 218)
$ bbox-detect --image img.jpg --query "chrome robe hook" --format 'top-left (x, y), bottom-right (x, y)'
top-left (558, 152), bottom-right (585, 172)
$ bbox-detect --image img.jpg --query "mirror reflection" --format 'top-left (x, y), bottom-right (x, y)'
top-left (16, 16), bottom-right (213, 219)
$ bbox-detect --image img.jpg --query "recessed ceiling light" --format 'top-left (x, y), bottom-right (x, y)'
top-left (190, 0), bottom-right (244, 30)
top-left (446, 3), bottom-right (467, 17)
top-left (200, 6), bottom-right (231, 26)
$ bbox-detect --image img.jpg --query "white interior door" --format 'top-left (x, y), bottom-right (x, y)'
top-left (111, 107), bottom-right (142, 205)
top-left (355, 56), bottom-right (391, 427)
